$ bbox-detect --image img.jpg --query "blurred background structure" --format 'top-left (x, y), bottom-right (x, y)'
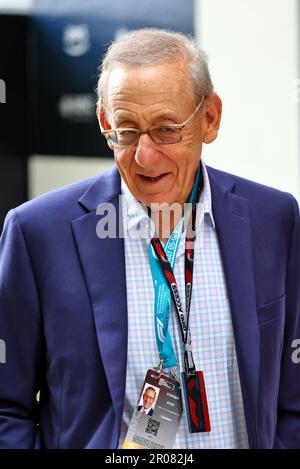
top-left (0, 0), bottom-right (299, 231)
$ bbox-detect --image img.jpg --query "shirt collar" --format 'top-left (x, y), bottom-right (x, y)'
top-left (121, 179), bottom-right (155, 244)
top-left (121, 160), bottom-right (215, 245)
top-left (141, 406), bottom-right (152, 414)
top-left (200, 160), bottom-right (215, 230)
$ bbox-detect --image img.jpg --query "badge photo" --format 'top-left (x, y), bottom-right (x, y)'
top-left (122, 369), bottom-right (183, 449)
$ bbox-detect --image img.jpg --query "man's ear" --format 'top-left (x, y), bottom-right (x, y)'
top-left (201, 94), bottom-right (222, 144)
top-left (96, 103), bottom-right (115, 150)
top-left (96, 103), bottom-right (110, 130)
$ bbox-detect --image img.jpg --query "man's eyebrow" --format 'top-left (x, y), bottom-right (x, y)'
top-left (113, 109), bottom-right (137, 122)
top-left (113, 108), bottom-right (178, 125)
top-left (149, 111), bottom-right (178, 123)
top-left (155, 116), bottom-right (177, 122)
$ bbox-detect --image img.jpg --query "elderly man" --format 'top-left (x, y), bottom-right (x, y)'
top-left (0, 28), bottom-right (299, 449)
top-left (137, 387), bottom-right (157, 416)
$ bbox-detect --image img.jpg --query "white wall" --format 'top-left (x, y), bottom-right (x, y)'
top-left (28, 156), bottom-right (114, 199)
top-left (195, 0), bottom-right (299, 199)
top-left (0, 0), bottom-right (31, 12)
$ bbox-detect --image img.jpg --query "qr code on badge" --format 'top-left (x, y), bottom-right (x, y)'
top-left (145, 417), bottom-right (160, 437)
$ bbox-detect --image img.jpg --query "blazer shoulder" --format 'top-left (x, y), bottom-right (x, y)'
top-left (206, 165), bottom-right (298, 214)
top-left (14, 175), bottom-right (95, 220)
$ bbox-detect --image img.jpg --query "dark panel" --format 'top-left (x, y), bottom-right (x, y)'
top-left (29, 0), bottom-right (195, 157)
top-left (0, 15), bottom-right (28, 231)
top-left (0, 2), bottom-right (195, 229)
top-left (28, 14), bottom-right (112, 157)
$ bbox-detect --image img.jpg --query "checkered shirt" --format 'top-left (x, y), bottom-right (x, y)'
top-left (118, 161), bottom-right (249, 449)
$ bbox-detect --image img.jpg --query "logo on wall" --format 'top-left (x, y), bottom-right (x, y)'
top-left (58, 94), bottom-right (95, 122)
top-left (62, 24), bottom-right (91, 57)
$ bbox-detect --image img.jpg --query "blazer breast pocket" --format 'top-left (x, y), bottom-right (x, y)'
top-left (256, 294), bottom-right (286, 325)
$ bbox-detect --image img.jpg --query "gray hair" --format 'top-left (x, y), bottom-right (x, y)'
top-left (97, 28), bottom-right (214, 115)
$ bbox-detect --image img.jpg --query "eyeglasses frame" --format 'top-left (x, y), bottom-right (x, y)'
top-left (100, 95), bottom-right (206, 148)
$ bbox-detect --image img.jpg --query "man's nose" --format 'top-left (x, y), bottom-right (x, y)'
top-left (134, 133), bottom-right (163, 168)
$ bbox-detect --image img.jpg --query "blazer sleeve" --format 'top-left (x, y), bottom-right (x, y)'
top-left (274, 195), bottom-right (300, 448)
top-left (0, 209), bottom-right (43, 448)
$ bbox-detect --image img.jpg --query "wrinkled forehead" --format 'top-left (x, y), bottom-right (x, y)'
top-left (106, 61), bottom-right (195, 105)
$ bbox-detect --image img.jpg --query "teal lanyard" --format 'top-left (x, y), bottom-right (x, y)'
top-left (148, 165), bottom-right (201, 369)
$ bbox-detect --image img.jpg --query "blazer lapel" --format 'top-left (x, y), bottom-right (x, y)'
top-left (71, 167), bottom-right (127, 437)
top-left (207, 167), bottom-right (260, 448)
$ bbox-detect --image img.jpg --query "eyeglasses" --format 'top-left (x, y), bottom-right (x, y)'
top-left (101, 96), bottom-right (205, 148)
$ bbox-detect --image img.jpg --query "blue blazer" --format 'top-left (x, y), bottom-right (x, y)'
top-left (0, 165), bottom-right (300, 448)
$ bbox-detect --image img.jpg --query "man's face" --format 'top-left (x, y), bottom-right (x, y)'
top-left (101, 61), bottom-right (206, 207)
top-left (143, 388), bottom-right (156, 409)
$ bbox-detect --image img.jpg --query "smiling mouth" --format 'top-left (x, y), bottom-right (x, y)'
top-left (138, 172), bottom-right (170, 183)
